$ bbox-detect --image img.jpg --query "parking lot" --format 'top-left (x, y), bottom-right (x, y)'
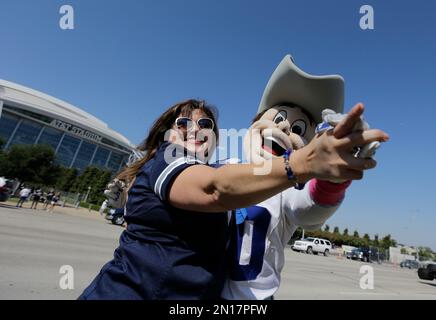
top-left (0, 203), bottom-right (435, 300)
top-left (277, 248), bottom-right (436, 299)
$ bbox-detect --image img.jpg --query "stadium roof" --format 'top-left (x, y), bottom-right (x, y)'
top-left (0, 79), bottom-right (135, 151)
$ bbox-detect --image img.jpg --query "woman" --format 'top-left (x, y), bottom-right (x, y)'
top-left (30, 187), bottom-right (42, 210)
top-left (47, 192), bottom-right (60, 213)
top-left (79, 99), bottom-right (387, 300)
top-left (43, 190), bottom-right (54, 210)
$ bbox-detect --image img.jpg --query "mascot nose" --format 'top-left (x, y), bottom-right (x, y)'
top-left (277, 120), bottom-right (290, 134)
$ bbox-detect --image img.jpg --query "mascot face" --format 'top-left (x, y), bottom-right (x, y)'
top-left (244, 105), bottom-right (316, 163)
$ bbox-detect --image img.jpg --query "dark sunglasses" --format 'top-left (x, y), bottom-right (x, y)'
top-left (175, 117), bottom-right (215, 131)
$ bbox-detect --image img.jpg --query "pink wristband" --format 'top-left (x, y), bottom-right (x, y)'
top-left (309, 179), bottom-right (351, 206)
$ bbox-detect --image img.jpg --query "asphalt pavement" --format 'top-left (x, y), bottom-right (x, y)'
top-left (0, 202), bottom-right (435, 300)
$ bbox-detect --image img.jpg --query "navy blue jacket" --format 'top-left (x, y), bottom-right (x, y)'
top-left (79, 143), bottom-right (230, 300)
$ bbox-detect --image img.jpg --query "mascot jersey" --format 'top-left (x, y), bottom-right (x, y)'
top-left (221, 178), bottom-right (350, 300)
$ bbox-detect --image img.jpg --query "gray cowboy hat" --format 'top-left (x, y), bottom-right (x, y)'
top-left (258, 55), bottom-right (344, 123)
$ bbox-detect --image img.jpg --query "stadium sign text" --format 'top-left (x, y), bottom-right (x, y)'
top-left (50, 119), bottom-right (102, 143)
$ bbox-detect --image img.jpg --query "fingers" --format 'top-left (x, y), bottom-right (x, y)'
top-left (104, 178), bottom-right (128, 208)
top-left (107, 179), bottom-right (126, 190)
top-left (338, 129), bottom-right (389, 148)
top-left (341, 156), bottom-right (377, 171)
top-left (344, 169), bottom-right (364, 181)
top-left (333, 103), bottom-right (365, 139)
top-left (342, 162), bottom-right (380, 180)
top-left (104, 191), bottom-right (119, 202)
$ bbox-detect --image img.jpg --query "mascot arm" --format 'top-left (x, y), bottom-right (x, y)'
top-left (282, 179), bottom-right (350, 230)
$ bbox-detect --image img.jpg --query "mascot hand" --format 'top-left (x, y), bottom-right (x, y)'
top-left (103, 149), bottom-right (144, 208)
top-left (317, 109), bottom-right (380, 183)
top-left (104, 178), bottom-right (127, 208)
top-left (319, 109), bottom-right (380, 159)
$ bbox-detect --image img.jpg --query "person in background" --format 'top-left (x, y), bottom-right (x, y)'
top-left (99, 199), bottom-right (109, 215)
top-left (47, 192), bottom-right (60, 213)
top-left (16, 186), bottom-right (31, 208)
top-left (30, 187), bottom-right (42, 210)
top-left (43, 190), bottom-right (55, 210)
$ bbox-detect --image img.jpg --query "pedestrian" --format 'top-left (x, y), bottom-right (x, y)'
top-left (30, 187), bottom-right (42, 209)
top-left (16, 186), bottom-right (31, 208)
top-left (43, 190), bottom-right (54, 210)
top-left (99, 199), bottom-right (109, 215)
top-left (47, 192), bottom-right (60, 213)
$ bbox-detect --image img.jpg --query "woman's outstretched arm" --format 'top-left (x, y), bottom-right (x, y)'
top-left (169, 104), bottom-right (389, 212)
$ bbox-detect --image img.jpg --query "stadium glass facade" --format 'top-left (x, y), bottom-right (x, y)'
top-left (0, 104), bottom-right (131, 174)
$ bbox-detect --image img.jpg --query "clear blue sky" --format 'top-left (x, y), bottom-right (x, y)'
top-left (1, 0), bottom-right (435, 249)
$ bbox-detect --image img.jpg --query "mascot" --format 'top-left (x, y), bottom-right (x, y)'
top-left (221, 55), bottom-right (378, 300)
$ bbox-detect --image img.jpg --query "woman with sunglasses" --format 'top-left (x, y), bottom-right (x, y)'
top-left (79, 99), bottom-right (388, 300)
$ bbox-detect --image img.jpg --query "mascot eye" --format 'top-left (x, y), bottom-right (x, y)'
top-left (273, 111), bottom-right (287, 124)
top-left (290, 119), bottom-right (307, 136)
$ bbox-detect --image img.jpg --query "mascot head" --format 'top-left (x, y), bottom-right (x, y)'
top-left (244, 55), bottom-right (345, 163)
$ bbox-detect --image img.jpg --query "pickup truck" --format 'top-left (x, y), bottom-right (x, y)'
top-left (417, 264), bottom-right (436, 281)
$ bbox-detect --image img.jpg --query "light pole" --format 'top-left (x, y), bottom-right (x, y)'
top-left (75, 193), bottom-right (81, 209)
top-left (84, 186), bottom-right (91, 203)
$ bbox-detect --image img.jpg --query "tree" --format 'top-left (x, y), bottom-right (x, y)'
top-left (55, 167), bottom-right (78, 192)
top-left (88, 169), bottom-right (112, 204)
top-left (291, 227), bottom-right (303, 241)
top-left (3, 144), bottom-right (60, 185)
top-left (380, 234), bottom-right (397, 250)
top-left (324, 225), bottom-right (330, 232)
top-left (350, 237), bottom-right (364, 248)
top-left (71, 166), bottom-right (112, 205)
top-left (417, 247), bottom-right (434, 262)
top-left (333, 226), bottom-right (340, 234)
top-left (373, 234), bottom-right (379, 247)
top-left (353, 230), bottom-right (360, 238)
top-left (71, 167), bottom-right (99, 194)
top-left (343, 228), bottom-right (349, 236)
top-left (400, 248), bottom-right (407, 255)
top-left (363, 233), bottom-right (371, 247)
top-left (0, 138), bottom-right (9, 176)
top-left (0, 152), bottom-right (8, 176)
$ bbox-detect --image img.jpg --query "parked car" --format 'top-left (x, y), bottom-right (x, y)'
top-left (346, 247), bottom-right (371, 262)
top-left (291, 237), bottom-right (332, 256)
top-left (104, 207), bottom-right (125, 226)
top-left (400, 259), bottom-right (420, 269)
top-left (417, 264), bottom-right (436, 281)
top-left (0, 177), bottom-right (13, 202)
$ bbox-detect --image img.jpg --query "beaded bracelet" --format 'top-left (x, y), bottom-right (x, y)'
top-left (283, 149), bottom-right (305, 190)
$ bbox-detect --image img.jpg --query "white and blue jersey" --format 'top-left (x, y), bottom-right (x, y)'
top-left (221, 183), bottom-right (341, 300)
top-left (79, 142), bottom-right (230, 300)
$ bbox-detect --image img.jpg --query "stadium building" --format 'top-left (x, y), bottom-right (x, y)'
top-left (0, 79), bottom-right (135, 173)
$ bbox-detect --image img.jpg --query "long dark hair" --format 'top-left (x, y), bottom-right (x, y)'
top-left (117, 99), bottom-right (219, 184)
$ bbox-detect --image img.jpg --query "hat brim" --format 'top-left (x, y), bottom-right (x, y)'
top-left (258, 55), bottom-right (344, 124)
